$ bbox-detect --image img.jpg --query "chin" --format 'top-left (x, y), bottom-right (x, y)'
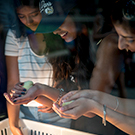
top-left (65, 37), bottom-right (75, 43)
top-left (30, 28), bottom-right (36, 31)
top-left (28, 26), bottom-right (38, 32)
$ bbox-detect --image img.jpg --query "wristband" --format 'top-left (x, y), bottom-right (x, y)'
top-left (102, 105), bottom-right (106, 126)
top-left (114, 98), bottom-right (119, 111)
top-left (55, 88), bottom-right (64, 104)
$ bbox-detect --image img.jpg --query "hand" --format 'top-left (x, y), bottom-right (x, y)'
top-left (3, 82), bottom-right (26, 105)
top-left (10, 125), bottom-right (23, 135)
top-left (10, 82), bottom-right (27, 98)
top-left (53, 97), bottom-right (95, 119)
top-left (59, 90), bottom-right (93, 106)
top-left (38, 106), bottom-right (54, 113)
top-left (7, 83), bottom-right (42, 105)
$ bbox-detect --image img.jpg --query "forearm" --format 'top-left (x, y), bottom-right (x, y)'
top-left (7, 101), bottom-right (20, 127)
top-left (92, 90), bottom-right (135, 117)
top-left (36, 83), bottom-right (67, 102)
top-left (7, 82), bottom-right (20, 127)
top-left (91, 100), bottom-right (135, 135)
top-left (35, 96), bottom-right (53, 107)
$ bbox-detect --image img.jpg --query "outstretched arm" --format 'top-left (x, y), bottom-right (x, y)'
top-left (59, 90), bottom-right (135, 117)
top-left (5, 82), bottom-right (67, 105)
top-left (53, 91), bottom-right (135, 135)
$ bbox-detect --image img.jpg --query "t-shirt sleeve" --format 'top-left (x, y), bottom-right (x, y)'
top-left (5, 29), bottom-right (19, 56)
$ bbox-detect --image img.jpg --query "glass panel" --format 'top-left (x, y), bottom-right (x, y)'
top-left (0, 0), bottom-right (134, 135)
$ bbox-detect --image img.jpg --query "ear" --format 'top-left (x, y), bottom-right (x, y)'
top-left (122, 0), bottom-right (135, 20)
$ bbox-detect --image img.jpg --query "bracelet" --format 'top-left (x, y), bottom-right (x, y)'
top-left (102, 105), bottom-right (106, 126)
top-left (55, 88), bottom-right (64, 104)
top-left (114, 98), bottom-right (119, 111)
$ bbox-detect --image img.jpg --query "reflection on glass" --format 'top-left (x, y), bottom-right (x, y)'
top-left (0, 0), bottom-right (134, 135)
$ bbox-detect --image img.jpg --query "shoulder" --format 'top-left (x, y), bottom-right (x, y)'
top-left (96, 32), bottom-right (124, 64)
top-left (101, 33), bottom-right (118, 47)
top-left (97, 33), bottom-right (119, 54)
top-left (6, 29), bottom-right (18, 41)
top-left (7, 29), bottom-right (15, 36)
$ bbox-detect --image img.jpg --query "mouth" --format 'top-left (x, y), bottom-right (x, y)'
top-left (60, 32), bottom-right (68, 37)
top-left (127, 48), bottom-right (135, 52)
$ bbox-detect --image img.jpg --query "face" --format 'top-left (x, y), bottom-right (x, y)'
top-left (114, 23), bottom-right (135, 52)
top-left (53, 15), bottom-right (77, 42)
top-left (17, 6), bottom-right (42, 31)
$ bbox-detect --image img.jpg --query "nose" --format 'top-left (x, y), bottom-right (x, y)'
top-left (118, 36), bottom-right (128, 50)
top-left (26, 16), bottom-right (33, 25)
top-left (53, 28), bottom-right (60, 35)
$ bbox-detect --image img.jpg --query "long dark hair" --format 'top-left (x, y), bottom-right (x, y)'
top-left (48, 6), bottom-right (94, 90)
top-left (111, 0), bottom-right (135, 34)
top-left (47, 33), bottom-right (94, 91)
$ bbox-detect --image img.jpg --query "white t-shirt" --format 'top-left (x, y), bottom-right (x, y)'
top-left (5, 29), bottom-right (53, 107)
top-left (5, 29), bottom-right (71, 128)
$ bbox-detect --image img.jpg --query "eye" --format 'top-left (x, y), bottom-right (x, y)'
top-left (31, 12), bottom-right (39, 17)
top-left (18, 15), bottom-right (25, 19)
top-left (128, 39), bottom-right (135, 43)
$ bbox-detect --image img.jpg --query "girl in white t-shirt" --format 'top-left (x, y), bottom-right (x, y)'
top-left (4, 0), bottom-right (78, 135)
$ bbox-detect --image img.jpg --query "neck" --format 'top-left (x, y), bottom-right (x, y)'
top-left (28, 33), bottom-right (46, 55)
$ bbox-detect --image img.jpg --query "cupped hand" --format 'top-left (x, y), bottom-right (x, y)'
top-left (53, 97), bottom-right (95, 119)
top-left (6, 83), bottom-right (41, 105)
top-left (3, 82), bottom-right (27, 105)
top-left (59, 90), bottom-right (92, 106)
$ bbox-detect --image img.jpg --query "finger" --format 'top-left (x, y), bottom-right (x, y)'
top-left (59, 91), bottom-right (78, 105)
top-left (10, 93), bottom-right (22, 98)
top-left (10, 91), bottom-right (26, 99)
top-left (15, 82), bottom-right (24, 87)
top-left (53, 99), bottom-right (87, 120)
top-left (38, 108), bottom-right (54, 113)
top-left (53, 103), bottom-right (73, 116)
top-left (10, 91), bottom-right (22, 98)
top-left (38, 106), bottom-right (53, 109)
top-left (61, 91), bottom-right (77, 101)
top-left (13, 95), bottom-right (32, 103)
top-left (38, 110), bottom-right (54, 113)
top-left (59, 107), bottom-right (81, 119)
top-left (13, 99), bottom-right (31, 105)
top-left (59, 100), bottom-right (77, 112)
top-left (3, 93), bottom-right (15, 105)
top-left (52, 106), bottom-right (68, 118)
top-left (14, 83), bottom-right (25, 91)
top-left (61, 90), bottom-right (90, 104)
top-left (19, 82), bottom-right (24, 86)
top-left (52, 105), bottom-right (74, 119)
top-left (61, 98), bottom-right (92, 119)
top-left (11, 88), bottom-right (27, 94)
